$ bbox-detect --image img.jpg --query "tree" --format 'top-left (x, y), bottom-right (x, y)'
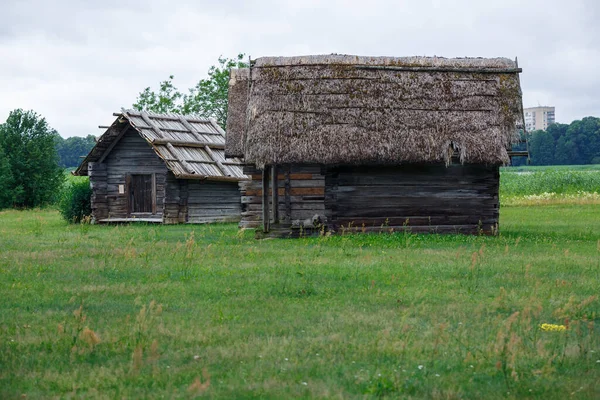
top-left (526, 117), bottom-right (600, 166)
top-left (529, 130), bottom-right (555, 165)
top-left (133, 54), bottom-right (248, 128)
top-left (0, 143), bottom-right (13, 209)
top-left (54, 134), bottom-right (97, 168)
top-left (0, 109), bottom-right (64, 208)
top-left (132, 75), bottom-right (183, 115)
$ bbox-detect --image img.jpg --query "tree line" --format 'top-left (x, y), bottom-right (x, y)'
top-left (512, 117), bottom-right (600, 166)
top-left (54, 134), bottom-right (96, 169)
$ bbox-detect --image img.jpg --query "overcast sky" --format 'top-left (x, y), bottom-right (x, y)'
top-left (1, 0), bottom-right (598, 137)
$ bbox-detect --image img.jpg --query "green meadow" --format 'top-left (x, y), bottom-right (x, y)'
top-left (1, 166), bottom-right (599, 399)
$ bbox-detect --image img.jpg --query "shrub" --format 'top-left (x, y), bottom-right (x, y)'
top-left (59, 178), bottom-right (92, 223)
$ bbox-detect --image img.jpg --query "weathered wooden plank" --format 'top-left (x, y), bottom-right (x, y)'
top-left (271, 164), bottom-right (279, 223)
top-left (262, 167), bottom-right (270, 233)
top-left (187, 215), bottom-right (241, 224)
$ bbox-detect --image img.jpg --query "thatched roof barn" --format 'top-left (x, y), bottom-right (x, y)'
top-left (75, 110), bottom-right (247, 224)
top-left (226, 55), bottom-right (525, 237)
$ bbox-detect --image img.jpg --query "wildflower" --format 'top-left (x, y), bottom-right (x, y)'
top-left (540, 323), bottom-right (567, 332)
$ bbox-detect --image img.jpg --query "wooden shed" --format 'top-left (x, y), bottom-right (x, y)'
top-left (75, 110), bottom-right (247, 224)
top-left (225, 55), bottom-right (526, 237)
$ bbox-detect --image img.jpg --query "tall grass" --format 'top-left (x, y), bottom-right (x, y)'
top-left (1, 207), bottom-right (599, 398)
top-left (501, 167), bottom-right (600, 206)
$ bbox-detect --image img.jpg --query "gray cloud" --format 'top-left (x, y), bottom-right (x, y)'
top-left (1, 0), bottom-right (598, 137)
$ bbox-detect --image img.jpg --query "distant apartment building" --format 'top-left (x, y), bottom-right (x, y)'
top-left (524, 106), bottom-right (555, 131)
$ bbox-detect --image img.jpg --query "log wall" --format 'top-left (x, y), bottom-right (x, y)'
top-left (187, 180), bottom-right (242, 223)
top-left (325, 164), bottom-right (500, 234)
top-left (163, 172), bottom-right (185, 224)
top-left (88, 162), bottom-right (108, 222)
top-left (241, 163), bottom-right (500, 235)
top-left (240, 164), bottom-right (326, 229)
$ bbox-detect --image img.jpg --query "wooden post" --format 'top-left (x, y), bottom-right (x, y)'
top-left (284, 165), bottom-right (291, 222)
top-left (262, 167), bottom-right (270, 233)
top-left (271, 164), bottom-right (279, 224)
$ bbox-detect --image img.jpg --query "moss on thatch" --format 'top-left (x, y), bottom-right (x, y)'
top-left (225, 55), bottom-right (524, 166)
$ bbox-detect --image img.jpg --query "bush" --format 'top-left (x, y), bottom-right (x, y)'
top-left (59, 178), bottom-right (92, 223)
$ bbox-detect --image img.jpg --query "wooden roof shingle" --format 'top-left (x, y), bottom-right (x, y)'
top-left (75, 110), bottom-right (247, 181)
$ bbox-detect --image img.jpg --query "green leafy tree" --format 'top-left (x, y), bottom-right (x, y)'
top-left (0, 109), bottom-right (65, 208)
top-left (133, 54), bottom-right (248, 128)
top-left (0, 143), bottom-right (13, 209)
top-left (529, 130), bottom-right (555, 166)
top-left (527, 117), bottom-right (600, 165)
top-left (133, 75), bottom-right (183, 114)
top-left (181, 54), bottom-right (248, 127)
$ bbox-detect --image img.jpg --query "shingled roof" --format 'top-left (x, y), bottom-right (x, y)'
top-left (75, 110), bottom-right (247, 181)
top-left (226, 54), bottom-right (525, 167)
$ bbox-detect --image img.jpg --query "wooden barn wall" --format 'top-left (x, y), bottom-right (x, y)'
top-left (163, 172), bottom-right (185, 224)
top-left (325, 164), bottom-right (500, 234)
top-left (239, 164), bottom-right (326, 229)
top-left (241, 163), bottom-right (499, 235)
top-left (186, 181), bottom-right (242, 223)
top-left (101, 128), bottom-right (168, 219)
top-left (88, 162), bottom-right (108, 222)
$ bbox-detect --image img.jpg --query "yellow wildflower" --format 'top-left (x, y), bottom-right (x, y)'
top-left (540, 323), bottom-right (567, 332)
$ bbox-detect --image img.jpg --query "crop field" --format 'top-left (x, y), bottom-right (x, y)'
top-left (1, 166), bottom-right (599, 399)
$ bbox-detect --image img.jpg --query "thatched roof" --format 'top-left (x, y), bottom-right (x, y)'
top-left (75, 110), bottom-right (247, 181)
top-left (225, 54), bottom-right (524, 166)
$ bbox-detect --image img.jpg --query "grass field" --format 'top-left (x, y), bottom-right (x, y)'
top-left (500, 165), bottom-right (600, 206)
top-left (1, 166), bottom-right (600, 398)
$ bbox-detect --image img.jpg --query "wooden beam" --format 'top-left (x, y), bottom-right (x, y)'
top-left (166, 143), bottom-right (195, 174)
top-left (117, 111), bottom-right (211, 124)
top-left (98, 125), bottom-right (130, 164)
top-left (139, 111), bottom-right (164, 139)
top-left (508, 151), bottom-right (529, 157)
top-left (203, 145), bottom-right (229, 177)
top-left (125, 174), bottom-right (131, 218)
top-left (151, 173), bottom-right (157, 215)
top-left (284, 166), bottom-right (291, 222)
top-left (271, 164), bottom-right (279, 224)
top-left (262, 167), bottom-right (270, 233)
top-left (151, 139), bottom-right (225, 150)
top-left (356, 65), bottom-right (522, 74)
top-left (174, 174), bottom-right (245, 182)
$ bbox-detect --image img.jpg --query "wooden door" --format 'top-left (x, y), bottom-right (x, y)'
top-left (129, 174), bottom-right (154, 213)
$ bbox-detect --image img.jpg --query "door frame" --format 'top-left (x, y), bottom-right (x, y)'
top-left (126, 173), bottom-right (157, 216)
